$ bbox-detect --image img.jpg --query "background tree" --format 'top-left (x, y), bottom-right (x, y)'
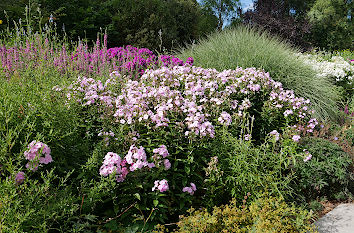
top-left (105, 0), bottom-right (217, 50)
top-left (200, 0), bottom-right (241, 30)
top-left (243, 0), bottom-right (313, 49)
top-left (308, 0), bottom-right (353, 50)
top-left (0, 0), bottom-right (218, 51)
top-left (242, 0), bottom-right (353, 50)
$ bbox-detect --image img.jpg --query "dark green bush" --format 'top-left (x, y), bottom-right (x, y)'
top-left (203, 129), bottom-right (300, 208)
top-left (0, 170), bottom-right (81, 232)
top-left (293, 137), bottom-right (353, 201)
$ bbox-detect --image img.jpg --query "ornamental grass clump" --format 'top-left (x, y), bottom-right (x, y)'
top-left (178, 26), bottom-right (340, 121)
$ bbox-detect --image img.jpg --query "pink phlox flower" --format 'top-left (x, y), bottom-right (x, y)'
top-left (153, 145), bottom-right (169, 158)
top-left (15, 171), bottom-right (25, 185)
top-left (182, 187), bottom-right (193, 194)
top-left (152, 179), bottom-right (169, 192)
top-left (303, 150), bottom-right (312, 162)
top-left (183, 183), bottom-right (197, 195)
top-left (125, 145), bottom-right (149, 171)
top-left (244, 134), bottom-right (251, 141)
top-left (270, 130), bottom-right (280, 141)
top-left (190, 183), bottom-right (197, 191)
top-left (99, 152), bottom-right (126, 179)
top-left (164, 159), bottom-right (171, 170)
top-left (292, 135), bottom-right (301, 142)
top-left (116, 167), bottom-right (129, 182)
top-left (284, 109), bottom-right (293, 117)
top-left (24, 141), bottom-right (52, 171)
top-left (26, 161), bottom-right (39, 171)
top-left (218, 111), bottom-right (232, 125)
top-left (39, 154), bottom-right (53, 164)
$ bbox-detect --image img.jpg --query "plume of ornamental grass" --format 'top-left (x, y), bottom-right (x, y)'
top-left (177, 26), bottom-right (341, 121)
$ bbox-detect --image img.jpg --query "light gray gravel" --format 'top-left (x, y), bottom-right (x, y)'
top-left (314, 203), bottom-right (354, 233)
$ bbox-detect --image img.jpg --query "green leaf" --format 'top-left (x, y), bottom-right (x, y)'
top-left (134, 193), bottom-right (141, 201)
top-left (179, 201), bottom-right (185, 209)
top-left (153, 199), bottom-right (159, 207)
top-left (185, 166), bottom-right (190, 174)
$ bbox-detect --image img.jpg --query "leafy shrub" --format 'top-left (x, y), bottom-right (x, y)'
top-left (307, 0), bottom-right (354, 51)
top-left (178, 27), bottom-right (340, 121)
top-left (336, 50), bottom-right (354, 61)
top-left (349, 95), bottom-right (354, 114)
top-left (0, 170), bottom-right (81, 232)
top-left (203, 129), bottom-right (302, 208)
top-left (53, 64), bottom-right (318, 225)
top-left (154, 194), bottom-right (316, 233)
top-left (345, 123), bottom-right (354, 148)
top-left (0, 70), bottom-right (94, 178)
top-left (293, 137), bottom-right (353, 201)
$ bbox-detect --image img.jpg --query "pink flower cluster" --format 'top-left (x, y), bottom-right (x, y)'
top-left (60, 65), bottom-right (317, 143)
top-left (182, 183), bottom-right (197, 195)
top-left (152, 179), bottom-right (169, 192)
top-left (109, 65), bottom-right (316, 140)
top-left (303, 150), bottom-right (313, 162)
top-left (99, 152), bottom-right (129, 182)
top-left (153, 145), bottom-right (169, 158)
top-left (153, 145), bottom-right (171, 170)
top-left (105, 45), bottom-right (193, 76)
top-left (270, 130), bottom-right (280, 141)
top-left (218, 111), bottom-right (232, 125)
top-left (292, 135), bottom-right (301, 142)
top-left (24, 140), bottom-right (52, 171)
top-left (126, 145), bottom-right (155, 171)
top-left (57, 75), bottom-right (116, 107)
top-left (99, 144), bottom-right (171, 182)
top-left (15, 171), bottom-right (25, 185)
top-left (289, 118), bottom-right (319, 139)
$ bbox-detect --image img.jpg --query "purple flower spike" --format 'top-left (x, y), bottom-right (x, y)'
top-left (15, 171), bottom-right (25, 185)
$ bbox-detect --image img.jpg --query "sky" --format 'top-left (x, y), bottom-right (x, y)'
top-left (196, 0), bottom-right (255, 12)
top-left (241, 0), bottom-right (254, 12)
top-left (196, 0), bottom-right (255, 27)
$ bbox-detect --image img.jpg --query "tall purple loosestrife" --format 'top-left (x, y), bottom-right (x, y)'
top-left (0, 35), bottom-right (193, 78)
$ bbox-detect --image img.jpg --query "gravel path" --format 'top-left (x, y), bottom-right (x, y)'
top-left (315, 203), bottom-right (354, 233)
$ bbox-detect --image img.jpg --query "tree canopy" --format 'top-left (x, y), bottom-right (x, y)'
top-left (242, 0), bottom-right (353, 50)
top-left (0, 0), bottom-right (218, 51)
top-left (199, 0), bottom-right (241, 30)
top-left (0, 0), bottom-right (352, 51)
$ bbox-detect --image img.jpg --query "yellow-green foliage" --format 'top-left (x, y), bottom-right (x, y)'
top-left (155, 194), bottom-right (317, 233)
